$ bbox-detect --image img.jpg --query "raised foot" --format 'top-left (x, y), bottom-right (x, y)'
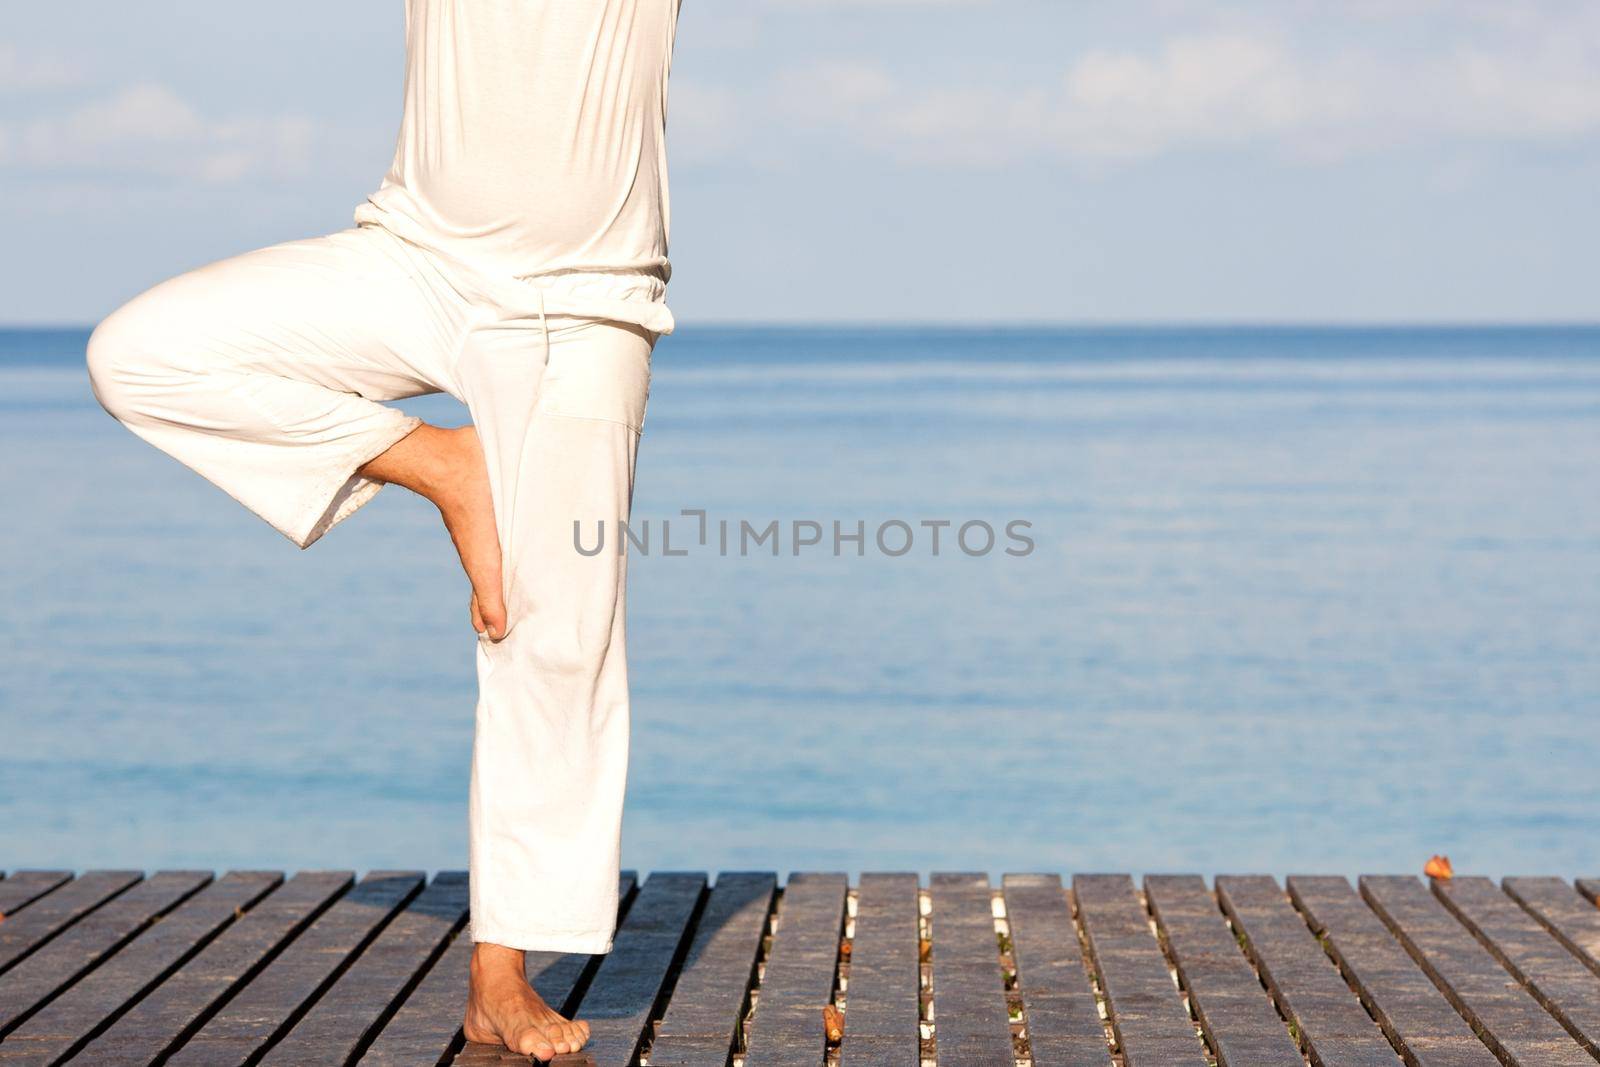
top-left (464, 943), bottom-right (590, 1060)
top-left (358, 422), bottom-right (507, 639)
top-left (425, 425), bottom-right (505, 639)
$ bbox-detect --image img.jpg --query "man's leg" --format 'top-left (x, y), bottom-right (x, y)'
top-left (87, 226), bottom-right (512, 640)
top-left (87, 227), bottom-right (471, 550)
top-left (87, 230), bottom-right (649, 1057)
top-left (451, 316), bottom-right (653, 1057)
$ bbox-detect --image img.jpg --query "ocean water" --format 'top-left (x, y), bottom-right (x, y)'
top-left (2, 325), bottom-right (1597, 879)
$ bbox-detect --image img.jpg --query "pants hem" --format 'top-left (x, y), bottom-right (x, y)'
top-left (469, 922), bottom-right (615, 955)
top-left (292, 414), bottom-right (424, 548)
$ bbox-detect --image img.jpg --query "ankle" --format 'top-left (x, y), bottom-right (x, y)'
top-left (359, 421), bottom-right (456, 499)
top-left (471, 941), bottom-right (526, 977)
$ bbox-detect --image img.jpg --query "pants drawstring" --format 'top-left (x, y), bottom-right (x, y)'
top-left (535, 284), bottom-right (549, 365)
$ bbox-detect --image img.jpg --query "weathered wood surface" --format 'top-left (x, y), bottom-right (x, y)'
top-left (0, 871), bottom-right (211, 1036)
top-left (839, 873), bottom-right (921, 1067)
top-left (0, 875), bottom-right (71, 922)
top-left (165, 870), bottom-right (423, 1067)
top-left (1433, 876), bottom-right (1600, 1055)
top-left (0, 872), bottom-right (141, 976)
top-left (741, 872), bottom-right (846, 1067)
top-left (0, 871), bottom-right (279, 1066)
top-left (1214, 875), bottom-right (1400, 1067)
top-left (3, 868), bottom-right (1597, 1065)
top-left (1073, 874), bottom-right (1207, 1066)
top-left (1503, 877), bottom-right (1600, 978)
top-left (1001, 874), bottom-right (1107, 1067)
top-left (79, 869), bottom-right (353, 1067)
top-left (557, 871), bottom-right (706, 1067)
top-left (1288, 875), bottom-right (1501, 1067)
top-left (927, 873), bottom-right (1013, 1067)
top-left (263, 871), bottom-right (469, 1066)
top-left (647, 872), bottom-right (774, 1067)
top-left (1144, 874), bottom-right (1302, 1067)
top-left (1361, 875), bottom-right (1593, 1067)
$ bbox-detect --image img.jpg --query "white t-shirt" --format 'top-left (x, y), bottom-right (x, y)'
top-left (356, 0), bottom-right (680, 333)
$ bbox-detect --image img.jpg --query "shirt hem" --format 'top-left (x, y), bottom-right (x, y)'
top-left (354, 206), bottom-right (675, 335)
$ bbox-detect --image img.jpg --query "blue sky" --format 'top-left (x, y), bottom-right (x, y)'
top-left (2, 0), bottom-right (1598, 325)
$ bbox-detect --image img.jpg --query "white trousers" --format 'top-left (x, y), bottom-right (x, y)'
top-left (87, 224), bottom-right (653, 953)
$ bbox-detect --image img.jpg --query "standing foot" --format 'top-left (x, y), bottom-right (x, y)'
top-left (359, 423), bottom-right (507, 639)
top-left (463, 943), bottom-right (591, 1059)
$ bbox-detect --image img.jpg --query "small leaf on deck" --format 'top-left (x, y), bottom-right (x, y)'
top-left (823, 1003), bottom-right (845, 1044)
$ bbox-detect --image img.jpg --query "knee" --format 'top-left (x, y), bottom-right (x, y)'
top-left (86, 295), bottom-right (170, 424)
top-left (497, 592), bottom-right (614, 679)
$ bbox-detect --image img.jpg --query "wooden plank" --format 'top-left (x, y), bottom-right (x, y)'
top-left (0, 872), bottom-right (142, 976)
top-left (1576, 880), bottom-right (1600, 906)
top-left (839, 873), bottom-right (922, 1067)
top-left (362, 873), bottom-right (637, 1067)
top-left (926, 873), bottom-right (1013, 1067)
top-left (741, 871), bottom-right (847, 1067)
top-left (1502, 877), bottom-right (1600, 977)
top-left (20, 866), bottom-right (1600, 1067)
top-left (0, 874), bottom-right (72, 919)
top-left (356, 926), bottom-right (473, 1067)
top-left (163, 870), bottom-right (424, 1067)
top-left (0, 870), bottom-right (210, 1036)
top-left (647, 872), bottom-right (776, 1067)
top-left (1286, 875), bottom-right (1500, 1067)
top-left (1072, 874), bottom-right (1206, 1067)
top-left (1144, 874), bottom-right (1302, 1067)
top-left (1001, 874), bottom-right (1107, 1067)
top-left (260, 871), bottom-right (469, 1066)
top-left (1360, 875), bottom-right (1592, 1067)
top-left (1433, 876), bottom-right (1600, 1056)
top-left (1214, 875), bottom-right (1401, 1067)
top-left (72, 870), bottom-right (352, 1067)
top-left (0, 871), bottom-right (279, 1066)
top-left (565, 871), bottom-right (705, 1067)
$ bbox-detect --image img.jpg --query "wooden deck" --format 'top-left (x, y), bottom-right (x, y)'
top-left (3, 870), bottom-right (1600, 1065)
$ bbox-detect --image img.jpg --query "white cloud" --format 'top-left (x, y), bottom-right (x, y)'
top-left (677, 4), bottom-right (1600, 170)
top-left (1081, 11), bottom-right (1600, 158)
top-left (1055, 34), bottom-right (1310, 160)
top-left (0, 83), bottom-right (314, 183)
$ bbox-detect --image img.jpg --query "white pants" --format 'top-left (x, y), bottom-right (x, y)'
top-left (87, 223), bottom-right (652, 953)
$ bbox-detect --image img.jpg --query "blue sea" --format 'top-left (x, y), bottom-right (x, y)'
top-left (2, 325), bottom-right (1598, 879)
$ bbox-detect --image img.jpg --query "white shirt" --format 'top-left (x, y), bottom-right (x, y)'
top-left (356, 0), bottom-right (680, 333)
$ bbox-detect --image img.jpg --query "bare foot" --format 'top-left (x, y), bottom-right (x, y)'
top-left (360, 423), bottom-right (506, 639)
top-left (429, 427), bottom-right (506, 640)
top-left (463, 943), bottom-right (591, 1059)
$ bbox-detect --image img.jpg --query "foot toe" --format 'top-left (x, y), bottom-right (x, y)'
top-left (510, 1028), bottom-right (556, 1059)
top-left (480, 596), bottom-right (506, 640)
